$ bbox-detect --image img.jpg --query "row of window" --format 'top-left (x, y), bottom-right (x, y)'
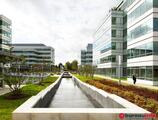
top-left (112, 17), bottom-right (123, 25)
top-left (128, 0), bottom-right (152, 24)
top-left (36, 48), bottom-right (51, 51)
top-left (81, 60), bottom-right (92, 63)
top-left (112, 29), bottom-right (123, 37)
top-left (0, 29), bottom-right (11, 38)
top-left (96, 66), bottom-right (158, 81)
top-left (100, 42), bottom-right (111, 53)
top-left (100, 42), bottom-right (122, 54)
top-left (127, 19), bottom-right (154, 42)
top-left (100, 55), bottom-right (116, 64)
top-left (1, 39), bottom-right (11, 45)
top-left (26, 56), bottom-right (51, 59)
top-left (127, 42), bottom-right (158, 59)
top-left (96, 68), bottom-right (117, 77)
top-left (127, 66), bottom-right (158, 81)
top-left (12, 51), bottom-right (51, 55)
top-left (0, 20), bottom-right (11, 28)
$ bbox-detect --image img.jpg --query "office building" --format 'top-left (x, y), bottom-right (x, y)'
top-left (81, 44), bottom-right (93, 65)
top-left (12, 43), bottom-right (55, 65)
top-left (0, 15), bottom-right (11, 87)
top-left (93, 0), bottom-right (158, 85)
top-left (0, 15), bottom-right (12, 54)
top-left (93, 9), bottom-right (124, 78)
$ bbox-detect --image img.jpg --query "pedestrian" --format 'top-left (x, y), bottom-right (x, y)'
top-left (132, 74), bottom-right (136, 84)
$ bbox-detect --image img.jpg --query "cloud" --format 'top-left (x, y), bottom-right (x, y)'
top-left (0, 0), bottom-right (120, 64)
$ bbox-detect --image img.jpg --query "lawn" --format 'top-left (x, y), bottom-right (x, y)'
top-left (0, 76), bottom-right (58, 120)
top-left (75, 74), bottom-right (158, 114)
top-left (74, 74), bottom-right (102, 82)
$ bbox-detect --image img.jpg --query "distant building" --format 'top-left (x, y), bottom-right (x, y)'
top-left (0, 15), bottom-right (12, 54)
top-left (81, 44), bottom-right (93, 65)
top-left (12, 43), bottom-right (55, 65)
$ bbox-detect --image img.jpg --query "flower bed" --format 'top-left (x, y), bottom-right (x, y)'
top-left (86, 80), bottom-right (158, 114)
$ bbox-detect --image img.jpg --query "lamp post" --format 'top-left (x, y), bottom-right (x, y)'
top-left (118, 55), bottom-right (122, 84)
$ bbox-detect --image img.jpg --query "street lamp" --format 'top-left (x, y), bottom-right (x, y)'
top-left (118, 55), bottom-right (122, 84)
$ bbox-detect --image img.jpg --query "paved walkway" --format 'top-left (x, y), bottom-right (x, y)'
top-left (0, 86), bottom-right (10, 96)
top-left (95, 75), bottom-right (158, 90)
top-left (0, 85), bottom-right (26, 96)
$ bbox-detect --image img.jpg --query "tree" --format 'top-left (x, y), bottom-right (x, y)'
top-left (0, 55), bottom-right (24, 87)
top-left (71, 60), bottom-right (78, 71)
top-left (4, 74), bottom-right (25, 95)
top-left (58, 63), bottom-right (64, 71)
top-left (78, 65), bottom-right (96, 78)
top-left (65, 61), bottom-right (72, 70)
top-left (3, 55), bottom-right (27, 96)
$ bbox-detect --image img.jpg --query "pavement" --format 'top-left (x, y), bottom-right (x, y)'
top-left (0, 85), bottom-right (26, 96)
top-left (0, 85), bottom-right (10, 96)
top-left (95, 75), bottom-right (158, 90)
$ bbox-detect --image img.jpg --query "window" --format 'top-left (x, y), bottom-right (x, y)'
top-left (0, 20), bottom-right (2, 25)
top-left (154, 0), bottom-right (158, 7)
top-left (153, 42), bottom-right (158, 55)
top-left (146, 42), bottom-right (153, 55)
top-left (123, 42), bottom-right (127, 49)
top-left (146, 66), bottom-right (152, 79)
top-left (146, 0), bottom-right (152, 10)
top-left (127, 19), bottom-right (153, 42)
top-left (139, 44), bottom-right (146, 56)
top-left (135, 47), bottom-right (140, 57)
top-left (112, 30), bottom-right (116, 37)
top-left (128, 0), bottom-right (152, 24)
top-left (140, 67), bottom-right (146, 79)
top-left (154, 66), bottom-right (158, 81)
top-left (154, 18), bottom-right (158, 31)
top-left (117, 30), bottom-right (123, 37)
top-left (112, 17), bottom-right (116, 25)
top-left (123, 15), bottom-right (127, 24)
top-left (123, 29), bottom-right (127, 37)
top-left (112, 68), bottom-right (116, 76)
top-left (111, 55), bottom-right (116, 62)
top-left (128, 66), bottom-right (153, 81)
top-left (127, 42), bottom-right (158, 59)
top-left (127, 68), bottom-right (131, 77)
top-left (146, 19), bottom-right (153, 33)
top-left (112, 42), bottom-right (116, 50)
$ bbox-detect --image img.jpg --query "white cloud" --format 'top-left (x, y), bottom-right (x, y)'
top-left (0, 0), bottom-right (120, 64)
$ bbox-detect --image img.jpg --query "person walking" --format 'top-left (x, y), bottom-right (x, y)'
top-left (132, 74), bottom-right (136, 84)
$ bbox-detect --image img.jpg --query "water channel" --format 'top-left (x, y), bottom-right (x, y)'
top-left (49, 78), bottom-right (102, 108)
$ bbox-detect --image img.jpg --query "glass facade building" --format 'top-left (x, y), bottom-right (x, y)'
top-left (93, 0), bottom-right (158, 85)
top-left (0, 15), bottom-right (12, 53)
top-left (12, 44), bottom-right (55, 65)
top-left (93, 9), bottom-right (124, 77)
top-left (81, 44), bottom-right (93, 65)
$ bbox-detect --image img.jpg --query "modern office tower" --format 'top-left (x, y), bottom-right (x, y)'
top-left (0, 15), bottom-right (12, 54)
top-left (122, 0), bottom-right (158, 85)
top-left (93, 0), bottom-right (158, 85)
top-left (93, 9), bottom-right (124, 78)
top-left (12, 44), bottom-right (55, 65)
top-left (81, 44), bottom-right (93, 65)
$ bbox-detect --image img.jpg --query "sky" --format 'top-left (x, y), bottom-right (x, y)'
top-left (0, 0), bottom-right (120, 64)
